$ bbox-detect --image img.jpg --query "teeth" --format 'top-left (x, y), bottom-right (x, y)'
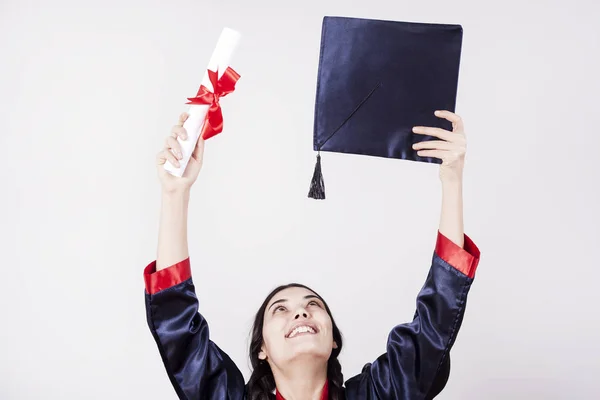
top-left (289, 325), bottom-right (316, 338)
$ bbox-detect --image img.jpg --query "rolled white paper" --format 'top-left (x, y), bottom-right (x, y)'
top-left (164, 27), bottom-right (241, 177)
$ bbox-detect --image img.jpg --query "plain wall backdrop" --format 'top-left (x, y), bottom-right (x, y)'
top-left (1, 0), bottom-right (599, 398)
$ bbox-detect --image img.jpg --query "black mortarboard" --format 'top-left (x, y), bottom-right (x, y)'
top-left (308, 16), bottom-right (463, 199)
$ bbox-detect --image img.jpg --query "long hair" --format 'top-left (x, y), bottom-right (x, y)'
top-left (246, 283), bottom-right (344, 400)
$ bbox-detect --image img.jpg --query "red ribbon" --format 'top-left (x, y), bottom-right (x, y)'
top-left (186, 66), bottom-right (240, 140)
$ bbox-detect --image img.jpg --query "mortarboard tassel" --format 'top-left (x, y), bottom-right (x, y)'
top-left (308, 152), bottom-right (325, 199)
top-left (307, 82), bottom-right (382, 200)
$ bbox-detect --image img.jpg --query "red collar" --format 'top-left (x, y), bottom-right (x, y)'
top-left (275, 380), bottom-right (329, 400)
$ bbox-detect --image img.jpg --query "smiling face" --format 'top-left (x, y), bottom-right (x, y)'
top-left (258, 286), bottom-right (337, 366)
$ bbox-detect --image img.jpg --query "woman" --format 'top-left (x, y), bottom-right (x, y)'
top-left (143, 110), bottom-right (481, 400)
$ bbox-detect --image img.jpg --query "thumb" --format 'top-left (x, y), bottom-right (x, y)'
top-left (191, 136), bottom-right (205, 162)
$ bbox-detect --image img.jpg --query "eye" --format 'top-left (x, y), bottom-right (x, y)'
top-left (274, 305), bottom-right (287, 313)
top-left (308, 300), bottom-right (322, 307)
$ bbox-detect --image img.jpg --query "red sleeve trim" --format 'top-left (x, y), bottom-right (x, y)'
top-left (435, 231), bottom-right (480, 278)
top-left (143, 257), bottom-right (192, 295)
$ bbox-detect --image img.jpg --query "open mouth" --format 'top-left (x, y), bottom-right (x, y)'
top-left (286, 324), bottom-right (319, 338)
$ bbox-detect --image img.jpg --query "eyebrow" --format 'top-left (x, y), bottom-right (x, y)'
top-left (267, 294), bottom-right (321, 311)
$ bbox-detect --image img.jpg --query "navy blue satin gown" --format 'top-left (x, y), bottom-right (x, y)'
top-left (143, 231), bottom-right (480, 399)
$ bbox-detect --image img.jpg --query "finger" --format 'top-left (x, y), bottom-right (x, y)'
top-left (156, 149), bottom-right (180, 167)
top-left (191, 137), bottom-right (205, 160)
top-left (161, 148), bottom-right (180, 168)
top-left (165, 136), bottom-right (183, 159)
top-left (416, 149), bottom-right (447, 160)
top-left (171, 125), bottom-right (188, 140)
top-left (156, 150), bottom-right (167, 166)
top-left (434, 110), bottom-right (464, 131)
top-left (176, 112), bottom-right (189, 127)
top-left (412, 140), bottom-right (455, 151)
top-left (412, 126), bottom-right (454, 141)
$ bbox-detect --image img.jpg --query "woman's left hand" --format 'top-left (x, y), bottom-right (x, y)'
top-left (412, 110), bottom-right (466, 184)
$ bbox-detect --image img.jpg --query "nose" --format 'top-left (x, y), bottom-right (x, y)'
top-left (294, 308), bottom-right (309, 319)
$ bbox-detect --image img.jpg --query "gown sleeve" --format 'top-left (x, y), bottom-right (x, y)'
top-left (143, 258), bottom-right (246, 400)
top-left (344, 230), bottom-right (481, 400)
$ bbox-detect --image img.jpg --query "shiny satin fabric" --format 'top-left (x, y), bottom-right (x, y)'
top-left (145, 281), bottom-right (245, 399)
top-left (313, 16), bottom-right (463, 164)
top-left (144, 250), bottom-right (474, 400)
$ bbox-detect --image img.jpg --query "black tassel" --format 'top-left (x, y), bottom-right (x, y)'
top-left (306, 83), bottom-right (381, 200)
top-left (308, 153), bottom-right (325, 199)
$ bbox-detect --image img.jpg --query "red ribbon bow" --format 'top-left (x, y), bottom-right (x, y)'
top-left (186, 66), bottom-right (240, 140)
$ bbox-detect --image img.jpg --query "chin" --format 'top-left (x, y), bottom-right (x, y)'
top-left (287, 342), bottom-right (332, 361)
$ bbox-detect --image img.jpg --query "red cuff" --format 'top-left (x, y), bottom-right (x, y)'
top-left (143, 257), bottom-right (192, 295)
top-left (435, 231), bottom-right (480, 278)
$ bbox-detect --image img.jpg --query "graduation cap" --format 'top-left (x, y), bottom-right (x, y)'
top-left (308, 16), bottom-right (463, 199)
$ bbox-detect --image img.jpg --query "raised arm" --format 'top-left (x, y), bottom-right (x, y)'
top-left (345, 111), bottom-right (480, 399)
top-left (143, 113), bottom-right (245, 399)
top-left (344, 231), bottom-right (480, 400)
top-left (155, 112), bottom-right (202, 272)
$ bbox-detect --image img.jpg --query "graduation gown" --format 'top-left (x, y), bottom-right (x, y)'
top-left (143, 231), bottom-right (480, 399)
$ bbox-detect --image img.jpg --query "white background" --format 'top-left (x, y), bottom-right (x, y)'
top-left (1, 0), bottom-right (599, 399)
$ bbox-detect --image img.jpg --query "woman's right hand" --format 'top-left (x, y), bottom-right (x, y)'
top-left (156, 112), bottom-right (205, 193)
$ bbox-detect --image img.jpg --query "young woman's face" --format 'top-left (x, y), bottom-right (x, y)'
top-left (259, 286), bottom-right (337, 366)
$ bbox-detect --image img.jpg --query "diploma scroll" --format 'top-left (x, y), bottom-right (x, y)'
top-left (164, 27), bottom-right (241, 177)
